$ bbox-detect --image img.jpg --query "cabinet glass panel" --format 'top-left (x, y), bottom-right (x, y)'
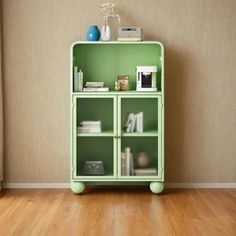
top-left (120, 137), bottom-right (158, 177)
top-left (76, 137), bottom-right (114, 176)
top-left (121, 97), bottom-right (158, 135)
top-left (76, 97), bottom-right (114, 134)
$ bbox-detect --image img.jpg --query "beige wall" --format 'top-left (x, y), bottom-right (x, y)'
top-left (2, 0), bottom-right (236, 183)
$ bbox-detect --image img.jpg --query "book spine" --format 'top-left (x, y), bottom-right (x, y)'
top-left (124, 147), bottom-right (131, 176)
top-left (130, 153), bottom-right (134, 176)
top-left (123, 113), bottom-right (134, 132)
top-left (139, 112), bottom-right (143, 132)
top-left (78, 70), bottom-right (83, 91)
top-left (74, 66), bottom-right (79, 92)
top-left (136, 113), bottom-right (140, 132)
top-left (121, 152), bottom-right (126, 176)
top-left (130, 114), bottom-right (136, 133)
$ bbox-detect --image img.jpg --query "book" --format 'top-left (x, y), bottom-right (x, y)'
top-left (120, 147), bottom-right (134, 176)
top-left (130, 153), bottom-right (134, 176)
top-left (136, 112), bottom-right (143, 133)
top-left (78, 127), bottom-right (101, 133)
top-left (83, 87), bottom-right (109, 92)
top-left (123, 112), bottom-right (143, 133)
top-left (134, 168), bottom-right (157, 176)
top-left (80, 121), bottom-right (101, 126)
top-left (121, 152), bottom-right (126, 176)
top-left (78, 120), bottom-right (102, 133)
top-left (85, 81), bottom-right (104, 88)
top-left (123, 113), bottom-right (134, 132)
top-left (130, 114), bottom-right (136, 133)
top-left (125, 147), bottom-right (131, 176)
top-left (139, 112), bottom-right (143, 132)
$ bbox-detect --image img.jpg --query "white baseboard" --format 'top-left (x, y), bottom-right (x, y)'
top-left (2, 182), bottom-right (236, 189)
top-left (165, 183), bottom-right (236, 188)
top-left (3, 183), bottom-right (71, 189)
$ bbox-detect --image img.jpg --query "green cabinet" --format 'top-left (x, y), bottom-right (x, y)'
top-left (71, 41), bottom-right (164, 194)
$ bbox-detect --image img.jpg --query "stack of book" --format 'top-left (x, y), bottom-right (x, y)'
top-left (78, 121), bottom-right (101, 133)
top-left (83, 81), bottom-right (109, 92)
top-left (121, 147), bottom-right (134, 176)
top-left (134, 168), bottom-right (157, 176)
top-left (123, 112), bottom-right (143, 133)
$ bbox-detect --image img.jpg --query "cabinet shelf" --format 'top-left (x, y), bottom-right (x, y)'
top-left (77, 131), bottom-right (114, 137)
top-left (121, 131), bottom-right (159, 137)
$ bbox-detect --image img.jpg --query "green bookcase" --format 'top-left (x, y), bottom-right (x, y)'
top-left (70, 41), bottom-right (164, 194)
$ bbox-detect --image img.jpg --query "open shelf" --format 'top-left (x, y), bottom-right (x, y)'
top-left (73, 42), bottom-right (163, 92)
top-left (76, 137), bottom-right (114, 177)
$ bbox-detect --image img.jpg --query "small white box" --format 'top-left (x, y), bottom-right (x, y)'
top-left (118, 27), bottom-right (142, 41)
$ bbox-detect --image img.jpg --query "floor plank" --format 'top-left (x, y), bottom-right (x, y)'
top-left (0, 187), bottom-right (236, 236)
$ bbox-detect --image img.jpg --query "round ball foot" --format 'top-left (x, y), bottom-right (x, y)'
top-left (71, 182), bottom-right (85, 194)
top-left (150, 182), bottom-right (164, 194)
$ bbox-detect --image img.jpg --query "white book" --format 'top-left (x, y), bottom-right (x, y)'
top-left (78, 127), bottom-right (101, 133)
top-left (130, 153), bottom-right (134, 176)
top-left (80, 121), bottom-right (101, 125)
top-left (123, 113), bottom-right (134, 132)
top-left (136, 113), bottom-right (140, 132)
top-left (74, 66), bottom-right (79, 92)
top-left (130, 114), bottom-right (136, 133)
top-left (83, 87), bottom-right (109, 92)
top-left (121, 152), bottom-right (126, 176)
top-left (134, 168), bottom-right (157, 173)
top-left (124, 147), bottom-right (131, 176)
top-left (85, 81), bottom-right (104, 87)
top-left (139, 112), bottom-right (143, 133)
top-left (134, 168), bottom-right (157, 176)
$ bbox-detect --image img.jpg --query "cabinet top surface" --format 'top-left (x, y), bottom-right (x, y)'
top-left (72, 91), bottom-right (163, 96)
top-left (71, 40), bottom-right (164, 48)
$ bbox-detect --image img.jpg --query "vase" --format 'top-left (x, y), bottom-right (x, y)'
top-left (101, 24), bottom-right (111, 41)
top-left (136, 152), bottom-right (150, 168)
top-left (87, 25), bottom-right (100, 41)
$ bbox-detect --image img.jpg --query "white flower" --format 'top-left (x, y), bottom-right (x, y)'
top-left (99, 2), bottom-right (121, 23)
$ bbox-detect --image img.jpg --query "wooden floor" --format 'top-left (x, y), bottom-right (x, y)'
top-left (0, 187), bottom-right (236, 236)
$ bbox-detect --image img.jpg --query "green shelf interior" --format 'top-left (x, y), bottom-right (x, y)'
top-left (73, 43), bottom-right (162, 91)
top-left (121, 137), bottom-right (158, 171)
top-left (76, 97), bottom-right (113, 132)
top-left (76, 137), bottom-right (114, 176)
top-left (121, 97), bottom-right (158, 132)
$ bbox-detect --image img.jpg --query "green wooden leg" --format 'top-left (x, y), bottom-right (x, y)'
top-left (71, 182), bottom-right (85, 194)
top-left (150, 182), bottom-right (164, 194)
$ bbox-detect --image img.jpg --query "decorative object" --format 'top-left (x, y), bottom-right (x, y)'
top-left (118, 27), bottom-right (142, 41)
top-left (87, 25), bottom-right (101, 41)
top-left (114, 81), bottom-right (120, 91)
top-left (136, 66), bottom-right (157, 91)
top-left (118, 75), bottom-right (129, 91)
top-left (83, 161), bottom-right (105, 175)
top-left (136, 152), bottom-right (150, 168)
top-left (99, 3), bottom-right (120, 41)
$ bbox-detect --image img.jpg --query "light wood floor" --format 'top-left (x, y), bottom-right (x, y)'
top-left (0, 187), bottom-right (236, 236)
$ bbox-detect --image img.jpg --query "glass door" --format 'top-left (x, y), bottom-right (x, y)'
top-left (117, 94), bottom-right (162, 179)
top-left (72, 94), bottom-right (117, 179)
